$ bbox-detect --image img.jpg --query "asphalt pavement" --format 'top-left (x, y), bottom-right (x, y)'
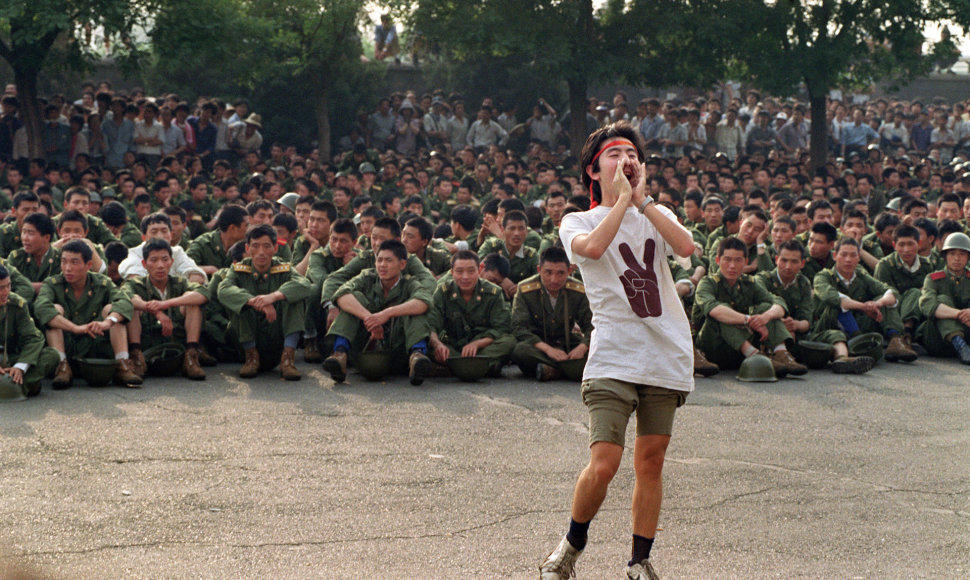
top-left (0, 355), bottom-right (967, 579)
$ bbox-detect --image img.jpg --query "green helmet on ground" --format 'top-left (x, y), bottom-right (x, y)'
top-left (77, 358), bottom-right (118, 386)
top-left (848, 332), bottom-right (884, 362)
top-left (144, 343), bottom-right (186, 377)
top-left (736, 354), bottom-right (777, 382)
top-left (794, 341), bottom-right (835, 370)
top-left (0, 374), bottom-right (27, 402)
top-left (446, 356), bottom-right (491, 382)
top-left (357, 350), bottom-right (394, 381)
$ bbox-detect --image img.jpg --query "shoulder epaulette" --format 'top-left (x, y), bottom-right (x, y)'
top-left (7, 293), bottom-right (25, 308)
top-left (930, 271), bottom-right (946, 280)
top-left (519, 280), bottom-right (542, 293)
top-left (233, 263), bottom-right (253, 273)
top-left (269, 263), bottom-right (291, 274)
top-left (565, 280), bottom-right (585, 294)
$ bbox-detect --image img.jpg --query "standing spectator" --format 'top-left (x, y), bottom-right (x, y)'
top-left (84, 112), bottom-right (105, 168)
top-left (42, 104), bottom-right (71, 169)
top-left (367, 98), bottom-right (396, 151)
top-left (910, 112), bottom-right (933, 154)
top-left (188, 101), bottom-right (218, 170)
top-left (159, 106), bottom-right (187, 157)
top-left (231, 114), bottom-right (264, 160)
top-left (776, 106), bottom-right (809, 157)
top-left (173, 102), bottom-right (196, 152)
top-left (839, 109), bottom-right (879, 159)
top-left (684, 108), bottom-right (706, 154)
top-left (715, 108), bottom-right (744, 161)
top-left (133, 101), bottom-right (164, 168)
top-left (466, 106), bottom-right (507, 151)
top-left (526, 99), bottom-right (560, 148)
top-left (394, 101), bottom-right (421, 157)
top-left (657, 108), bottom-right (687, 158)
top-left (101, 98), bottom-right (134, 170)
top-left (930, 113), bottom-right (957, 163)
top-left (746, 110), bottom-right (776, 156)
top-left (213, 101), bottom-right (233, 163)
top-left (68, 115), bottom-right (89, 170)
top-left (0, 96), bottom-right (21, 162)
top-left (374, 14), bottom-right (400, 62)
top-left (638, 99), bottom-right (664, 151)
top-left (446, 100), bottom-right (470, 151)
top-left (423, 97), bottom-right (450, 148)
top-left (879, 111), bottom-right (910, 151)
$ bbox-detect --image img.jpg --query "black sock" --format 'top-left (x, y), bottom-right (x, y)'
top-left (628, 534), bottom-right (654, 566)
top-left (566, 518), bottom-right (590, 551)
top-left (187, 342), bottom-right (201, 350)
top-left (129, 343), bottom-right (141, 352)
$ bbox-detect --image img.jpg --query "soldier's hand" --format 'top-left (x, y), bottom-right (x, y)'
top-left (747, 314), bottom-right (769, 340)
top-left (460, 343), bottom-right (479, 358)
top-left (782, 317), bottom-right (798, 333)
top-left (261, 304), bottom-right (277, 323)
top-left (369, 326), bottom-right (385, 341)
top-left (433, 343), bottom-right (450, 363)
top-left (5, 367), bottom-right (24, 385)
top-left (863, 301), bottom-right (883, 322)
top-left (567, 344), bottom-right (588, 360)
top-left (156, 312), bottom-right (173, 336)
top-left (325, 307), bottom-right (339, 331)
top-left (145, 300), bottom-right (163, 314)
top-left (545, 347), bottom-right (568, 362)
top-left (957, 308), bottom-right (970, 325)
top-left (364, 311), bottom-right (390, 332)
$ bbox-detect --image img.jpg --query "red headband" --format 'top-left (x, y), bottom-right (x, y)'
top-left (587, 139), bottom-right (636, 209)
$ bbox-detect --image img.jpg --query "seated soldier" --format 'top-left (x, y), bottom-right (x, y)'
top-left (323, 240), bottom-right (433, 385)
top-left (0, 191), bottom-right (40, 256)
top-left (758, 240), bottom-right (873, 373)
top-left (35, 240), bottom-right (142, 388)
top-left (304, 218), bottom-right (359, 361)
top-left (693, 237), bottom-right (807, 376)
top-left (476, 210), bottom-right (538, 296)
top-left (217, 225), bottom-right (311, 380)
top-left (813, 237), bottom-right (918, 362)
top-left (103, 242), bottom-right (129, 286)
top-left (292, 200), bottom-right (336, 275)
top-left (863, 212), bottom-right (900, 258)
top-left (201, 241), bottom-right (247, 362)
top-left (57, 187), bottom-right (120, 246)
top-left (6, 212), bottom-right (60, 296)
top-left (510, 247), bottom-right (593, 380)
top-left (123, 239), bottom-right (208, 380)
top-left (840, 209), bottom-right (883, 272)
top-left (873, 225), bottom-right (933, 343)
top-left (188, 204), bottom-right (250, 276)
top-left (118, 213), bottom-right (207, 283)
top-left (428, 250), bottom-right (516, 376)
top-left (272, 213), bottom-right (300, 256)
top-left (403, 216), bottom-right (452, 277)
top-left (100, 201), bottom-right (143, 247)
top-left (0, 265), bottom-right (59, 397)
top-left (802, 222), bottom-right (838, 282)
top-left (443, 204), bottom-right (481, 253)
top-left (917, 232), bottom-right (970, 364)
top-left (706, 207), bottom-right (771, 275)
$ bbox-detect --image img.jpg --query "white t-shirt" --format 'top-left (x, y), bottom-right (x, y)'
top-left (559, 204), bottom-right (694, 392)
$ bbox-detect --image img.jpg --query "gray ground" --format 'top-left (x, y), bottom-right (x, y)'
top-left (0, 355), bottom-right (967, 579)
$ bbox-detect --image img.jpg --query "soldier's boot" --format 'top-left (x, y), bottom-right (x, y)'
top-left (830, 355), bottom-right (875, 374)
top-left (303, 337), bottom-right (323, 364)
top-left (114, 358), bottom-right (144, 387)
top-left (323, 351), bottom-right (347, 383)
top-left (129, 348), bottom-right (147, 377)
top-left (183, 347), bottom-right (207, 380)
top-left (409, 351), bottom-right (431, 386)
top-left (280, 347), bottom-right (302, 381)
top-left (770, 349), bottom-right (808, 376)
top-left (535, 363), bottom-right (562, 382)
top-left (198, 347), bottom-right (218, 367)
top-left (885, 335), bottom-right (918, 362)
top-left (693, 346), bottom-right (720, 377)
top-left (239, 348), bottom-right (260, 378)
top-left (52, 360), bottom-right (73, 390)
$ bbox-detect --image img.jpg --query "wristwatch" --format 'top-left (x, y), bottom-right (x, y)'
top-left (638, 196), bottom-right (655, 213)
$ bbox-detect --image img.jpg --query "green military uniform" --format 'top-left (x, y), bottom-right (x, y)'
top-left (419, 246), bottom-right (452, 277)
top-left (194, 197), bottom-right (221, 224)
top-left (428, 196), bottom-right (457, 224)
top-left (177, 230), bottom-right (193, 251)
top-left (0, 293), bottom-right (59, 396)
top-left (118, 222), bottom-right (143, 248)
top-left (290, 235), bottom-right (315, 266)
top-left (305, 246), bottom-right (357, 337)
top-left (873, 252), bottom-right (934, 326)
top-left (917, 267), bottom-right (970, 356)
top-left (859, 236), bottom-right (885, 273)
top-left (34, 271), bottom-right (134, 358)
top-left (754, 268), bottom-right (846, 346)
top-left (356, 234), bottom-right (371, 251)
top-left (0, 222), bottom-right (23, 256)
top-left (444, 229), bottom-right (480, 253)
top-left (321, 249), bottom-right (435, 305)
top-left (707, 237), bottom-right (774, 276)
top-left (927, 247), bottom-right (945, 271)
top-left (862, 231), bottom-right (893, 259)
top-left (802, 255), bottom-right (836, 284)
top-left (703, 224), bottom-right (731, 256)
top-left (275, 238), bottom-right (292, 263)
top-left (476, 238), bottom-right (539, 284)
top-left (693, 273), bottom-right (792, 369)
top-left (187, 230), bottom-right (234, 271)
top-left (429, 278), bottom-right (516, 370)
top-left (217, 258), bottom-right (311, 368)
top-left (812, 267), bottom-right (903, 343)
top-left (326, 269), bottom-right (432, 371)
top-left (5, 247), bottom-right (61, 285)
top-left (201, 267), bottom-right (237, 361)
top-left (0, 257), bottom-right (38, 306)
top-left (122, 274), bottom-right (204, 349)
top-left (510, 275), bottom-right (593, 376)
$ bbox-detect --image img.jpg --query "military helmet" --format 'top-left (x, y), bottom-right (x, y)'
top-left (143, 343), bottom-right (185, 377)
top-left (77, 358), bottom-right (118, 386)
top-left (736, 354), bottom-right (777, 382)
top-left (0, 374), bottom-right (27, 402)
top-left (848, 332), bottom-right (884, 362)
top-left (277, 192), bottom-right (300, 213)
top-left (941, 232), bottom-right (970, 254)
top-left (357, 350), bottom-right (394, 381)
top-left (794, 341), bottom-right (835, 370)
top-left (358, 162), bottom-right (377, 174)
top-left (446, 356), bottom-right (491, 382)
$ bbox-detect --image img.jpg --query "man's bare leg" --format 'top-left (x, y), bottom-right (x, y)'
top-left (571, 441), bottom-right (624, 523)
top-left (631, 434), bottom-right (670, 537)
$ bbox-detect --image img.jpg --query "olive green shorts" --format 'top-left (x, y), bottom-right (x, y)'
top-left (581, 378), bottom-right (687, 447)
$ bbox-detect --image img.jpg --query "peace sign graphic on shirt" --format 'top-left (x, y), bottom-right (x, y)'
top-left (618, 240), bottom-right (662, 318)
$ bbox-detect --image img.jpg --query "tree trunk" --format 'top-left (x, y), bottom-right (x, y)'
top-left (313, 77), bottom-right (331, 162)
top-left (13, 65), bottom-right (45, 162)
top-left (568, 78), bottom-right (588, 158)
top-left (808, 92), bottom-right (828, 174)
